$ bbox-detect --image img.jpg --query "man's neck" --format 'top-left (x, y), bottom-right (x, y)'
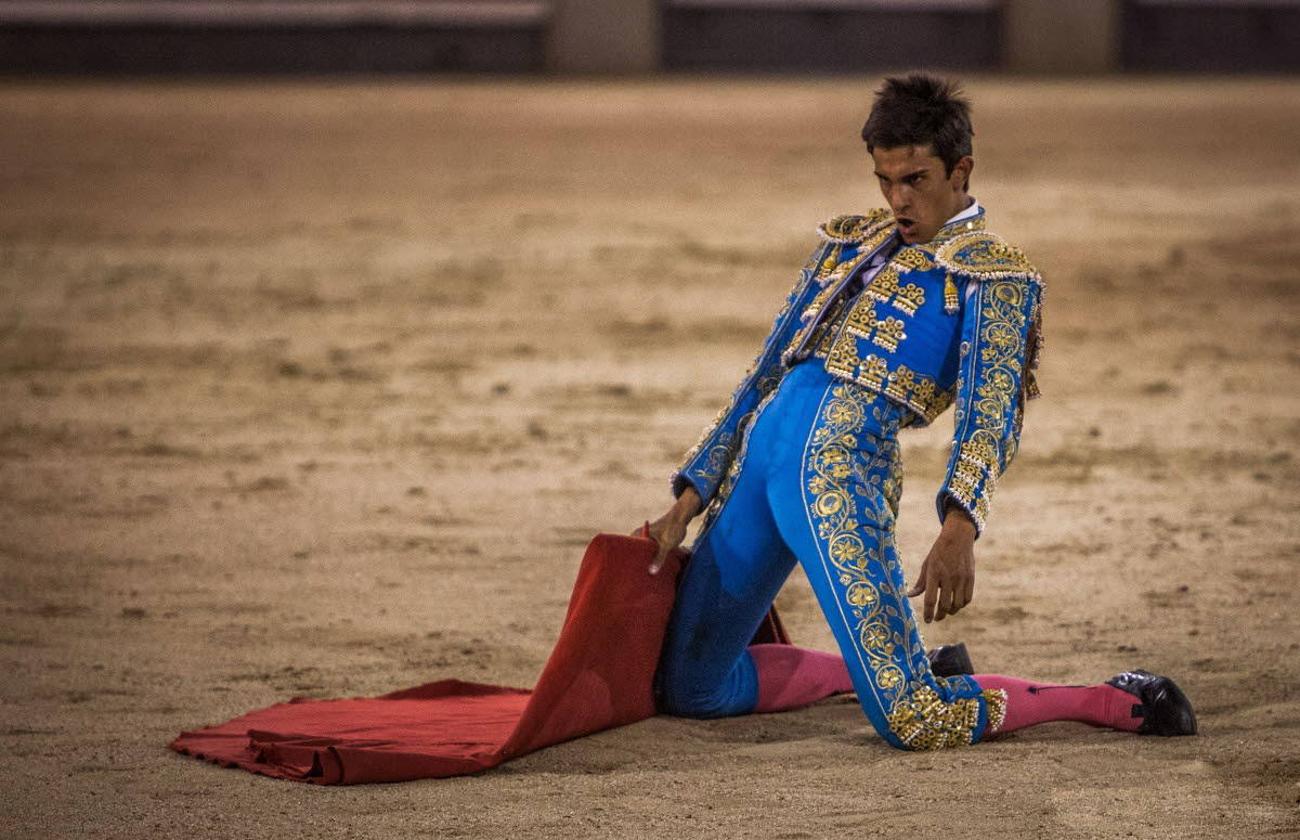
top-left (946, 195), bottom-right (976, 224)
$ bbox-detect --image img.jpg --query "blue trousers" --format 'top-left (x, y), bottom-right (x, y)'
top-left (657, 361), bottom-right (1001, 750)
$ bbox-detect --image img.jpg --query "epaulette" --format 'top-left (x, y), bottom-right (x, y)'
top-left (934, 230), bottom-right (1042, 284)
top-left (817, 208), bottom-right (894, 245)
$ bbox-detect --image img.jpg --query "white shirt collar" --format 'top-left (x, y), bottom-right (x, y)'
top-left (945, 197), bottom-right (981, 226)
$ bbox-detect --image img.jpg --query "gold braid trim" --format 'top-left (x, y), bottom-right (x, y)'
top-left (936, 230), bottom-right (1045, 401)
top-left (817, 209), bottom-right (895, 245)
top-left (886, 685), bottom-right (983, 750)
top-left (983, 688), bottom-right (1009, 733)
top-left (933, 231), bottom-right (1041, 284)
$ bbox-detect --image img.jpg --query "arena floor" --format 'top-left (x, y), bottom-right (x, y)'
top-left (1, 77), bottom-right (1298, 839)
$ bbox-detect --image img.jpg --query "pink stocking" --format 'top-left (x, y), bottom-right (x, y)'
top-left (750, 644), bottom-right (855, 713)
top-left (976, 674), bottom-right (1142, 734)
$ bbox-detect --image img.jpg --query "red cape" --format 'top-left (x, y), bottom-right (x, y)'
top-left (170, 533), bottom-right (788, 784)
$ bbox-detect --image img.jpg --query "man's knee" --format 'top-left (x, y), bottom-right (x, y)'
top-left (868, 683), bottom-right (985, 751)
top-left (659, 688), bottom-right (734, 719)
top-left (656, 660), bottom-right (754, 719)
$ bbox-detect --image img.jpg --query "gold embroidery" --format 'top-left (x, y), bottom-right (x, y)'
top-left (697, 381), bottom-right (784, 528)
top-left (892, 283), bottom-right (925, 316)
top-left (824, 330), bottom-right (860, 379)
top-left (805, 296), bottom-right (850, 359)
top-left (864, 265), bottom-right (898, 303)
top-left (805, 384), bottom-right (899, 707)
top-left (942, 278), bottom-right (1032, 530)
top-left (936, 230), bottom-right (1044, 404)
top-left (871, 316), bottom-right (907, 352)
top-left (891, 247), bottom-right (934, 272)
top-left (885, 365), bottom-right (915, 402)
top-left (886, 684), bottom-right (983, 750)
top-left (820, 206), bottom-right (983, 251)
top-left (984, 688), bottom-right (1008, 733)
top-left (797, 281), bottom-right (843, 325)
top-left (842, 298), bottom-right (877, 339)
top-left (818, 243), bottom-right (843, 274)
top-left (863, 251), bottom-right (928, 318)
top-left (817, 209), bottom-right (894, 245)
top-left (931, 210), bottom-right (987, 243)
top-left (805, 384), bottom-right (989, 750)
top-left (698, 431), bottom-right (738, 486)
top-left (815, 225), bottom-right (897, 288)
top-left (813, 336), bottom-right (952, 424)
top-left (857, 354), bottom-right (888, 390)
top-left (812, 320), bottom-right (838, 357)
top-left (935, 231), bottom-right (1040, 283)
top-left (943, 273), bottom-right (959, 314)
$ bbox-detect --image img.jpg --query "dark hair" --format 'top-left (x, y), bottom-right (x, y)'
top-left (861, 73), bottom-right (973, 177)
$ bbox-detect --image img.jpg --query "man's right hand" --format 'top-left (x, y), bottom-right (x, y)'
top-left (636, 487), bottom-right (703, 575)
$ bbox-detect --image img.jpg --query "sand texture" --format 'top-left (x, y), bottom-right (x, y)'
top-left (1, 78), bottom-right (1298, 838)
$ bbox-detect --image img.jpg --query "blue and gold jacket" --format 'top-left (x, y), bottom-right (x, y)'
top-left (672, 205), bottom-right (1043, 534)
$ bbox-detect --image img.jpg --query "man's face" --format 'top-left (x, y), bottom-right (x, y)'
top-left (871, 144), bottom-right (973, 244)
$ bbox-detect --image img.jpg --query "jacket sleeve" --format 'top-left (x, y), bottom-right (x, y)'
top-left (935, 274), bottom-right (1043, 535)
top-left (671, 243), bottom-right (830, 506)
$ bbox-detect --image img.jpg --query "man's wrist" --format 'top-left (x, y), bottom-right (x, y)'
top-left (673, 487), bottom-right (703, 520)
top-left (942, 502), bottom-right (977, 539)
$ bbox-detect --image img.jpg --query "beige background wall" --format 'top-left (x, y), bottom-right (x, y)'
top-left (547, 0), bottom-right (661, 72)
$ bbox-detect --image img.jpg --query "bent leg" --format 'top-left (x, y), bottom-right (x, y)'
top-left (656, 455), bottom-right (799, 718)
top-left (770, 383), bottom-right (1004, 750)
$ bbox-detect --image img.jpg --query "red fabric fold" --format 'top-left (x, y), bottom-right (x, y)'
top-left (170, 533), bottom-right (789, 784)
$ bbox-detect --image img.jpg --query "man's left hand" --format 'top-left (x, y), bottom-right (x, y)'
top-left (907, 505), bottom-right (977, 623)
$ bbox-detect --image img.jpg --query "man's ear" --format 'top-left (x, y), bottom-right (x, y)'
top-left (953, 155), bottom-right (974, 192)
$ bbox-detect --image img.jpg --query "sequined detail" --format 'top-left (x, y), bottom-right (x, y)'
top-left (799, 276), bottom-right (848, 324)
top-left (871, 316), bottom-right (907, 352)
top-left (890, 247), bottom-right (934, 272)
top-left (859, 266), bottom-right (925, 318)
top-left (983, 688), bottom-right (1009, 733)
top-left (886, 685), bottom-right (984, 750)
top-left (841, 299), bottom-right (878, 340)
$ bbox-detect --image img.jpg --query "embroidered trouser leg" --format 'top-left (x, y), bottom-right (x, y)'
top-left (657, 362), bottom-right (1005, 749)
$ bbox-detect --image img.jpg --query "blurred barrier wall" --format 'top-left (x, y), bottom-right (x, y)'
top-left (0, 0), bottom-right (1297, 74)
top-left (1120, 0), bottom-right (1300, 72)
top-left (0, 1), bottom-right (552, 74)
top-left (660, 0), bottom-right (1002, 72)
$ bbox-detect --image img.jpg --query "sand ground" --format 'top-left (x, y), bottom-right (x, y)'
top-left (1, 77), bottom-right (1298, 839)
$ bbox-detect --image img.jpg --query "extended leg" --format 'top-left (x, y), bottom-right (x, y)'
top-left (976, 672), bottom-right (1197, 737)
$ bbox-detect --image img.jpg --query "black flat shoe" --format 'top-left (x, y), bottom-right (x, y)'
top-left (927, 642), bottom-right (975, 678)
top-left (1106, 669), bottom-right (1198, 736)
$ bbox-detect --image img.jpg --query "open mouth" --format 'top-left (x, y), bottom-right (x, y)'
top-left (895, 216), bottom-right (917, 237)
